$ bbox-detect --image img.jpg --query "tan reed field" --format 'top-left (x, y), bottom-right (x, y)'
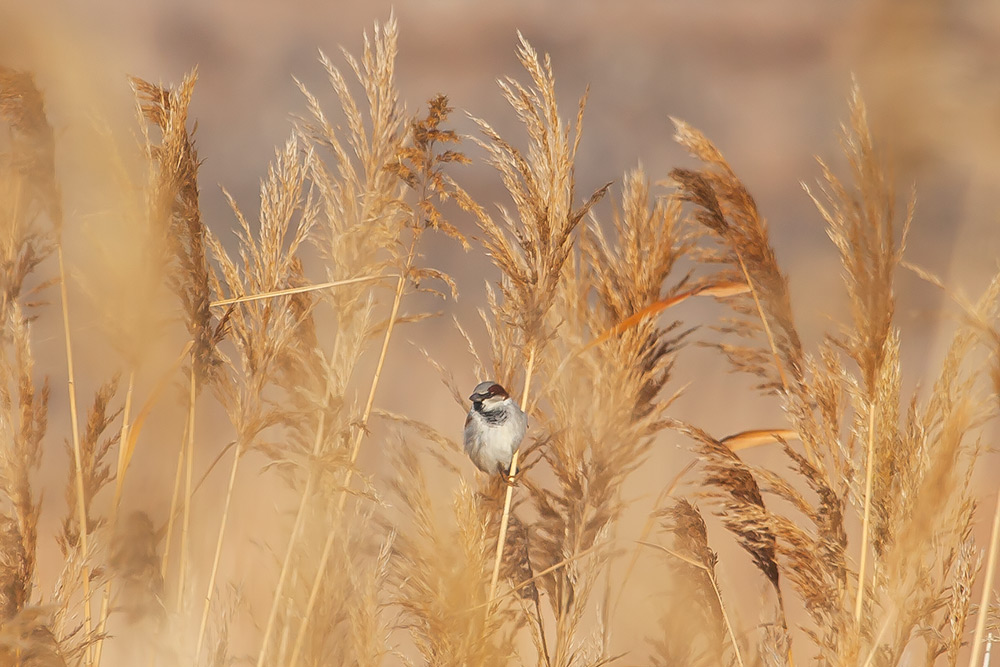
top-left (1, 11), bottom-right (999, 667)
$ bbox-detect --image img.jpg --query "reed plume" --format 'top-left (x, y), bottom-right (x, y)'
top-left (649, 499), bottom-right (728, 666)
top-left (670, 84), bottom-right (999, 666)
top-left (465, 37), bottom-right (610, 653)
top-left (0, 65), bottom-right (66, 666)
top-left (0, 16), bottom-right (997, 667)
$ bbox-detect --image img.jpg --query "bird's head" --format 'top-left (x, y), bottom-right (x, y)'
top-left (469, 381), bottom-right (510, 411)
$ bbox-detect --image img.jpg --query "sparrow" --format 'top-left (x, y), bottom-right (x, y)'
top-left (463, 381), bottom-right (527, 475)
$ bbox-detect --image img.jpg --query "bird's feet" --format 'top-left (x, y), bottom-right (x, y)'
top-left (500, 468), bottom-right (525, 487)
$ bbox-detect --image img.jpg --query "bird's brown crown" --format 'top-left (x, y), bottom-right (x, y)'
top-left (469, 381), bottom-right (509, 402)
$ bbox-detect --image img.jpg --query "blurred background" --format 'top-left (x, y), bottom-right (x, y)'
top-left (2, 0), bottom-right (999, 661)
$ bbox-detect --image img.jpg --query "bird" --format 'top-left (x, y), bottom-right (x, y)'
top-left (463, 381), bottom-right (526, 476)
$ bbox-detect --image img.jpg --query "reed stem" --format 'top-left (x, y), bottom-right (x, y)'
top-left (488, 345), bottom-right (536, 609)
top-left (176, 367), bottom-right (197, 610)
top-left (968, 492), bottom-right (1000, 667)
top-left (58, 245), bottom-right (93, 665)
top-left (92, 369), bottom-right (136, 666)
top-left (255, 413), bottom-right (325, 667)
top-left (288, 252), bottom-right (413, 666)
top-left (195, 436), bottom-right (243, 658)
top-left (855, 404), bottom-right (877, 625)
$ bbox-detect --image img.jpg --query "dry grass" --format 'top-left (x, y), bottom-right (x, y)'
top-left (0, 14), bottom-right (999, 667)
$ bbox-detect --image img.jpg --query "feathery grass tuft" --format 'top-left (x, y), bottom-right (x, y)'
top-left (1, 17), bottom-right (998, 667)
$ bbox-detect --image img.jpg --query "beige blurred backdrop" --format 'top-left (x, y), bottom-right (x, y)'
top-left (2, 0), bottom-right (1000, 661)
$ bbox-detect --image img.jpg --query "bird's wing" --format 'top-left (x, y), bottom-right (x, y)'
top-left (463, 411), bottom-right (478, 456)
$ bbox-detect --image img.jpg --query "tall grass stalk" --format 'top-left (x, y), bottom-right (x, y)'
top-left (209, 275), bottom-right (384, 307)
top-left (58, 244), bottom-right (93, 665)
top-left (93, 369), bottom-right (136, 667)
top-left (487, 345), bottom-right (535, 609)
top-left (254, 412), bottom-right (326, 667)
top-left (194, 437), bottom-right (243, 658)
top-left (110, 370), bottom-right (136, 516)
top-left (855, 405), bottom-right (877, 624)
top-left (176, 367), bottom-right (197, 610)
top-left (969, 493), bottom-right (1000, 667)
top-left (161, 412), bottom-right (189, 580)
top-left (288, 266), bottom-right (410, 667)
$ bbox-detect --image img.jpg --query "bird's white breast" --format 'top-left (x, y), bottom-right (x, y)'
top-left (464, 400), bottom-right (526, 474)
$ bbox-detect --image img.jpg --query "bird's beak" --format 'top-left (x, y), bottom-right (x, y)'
top-left (469, 391), bottom-right (486, 401)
